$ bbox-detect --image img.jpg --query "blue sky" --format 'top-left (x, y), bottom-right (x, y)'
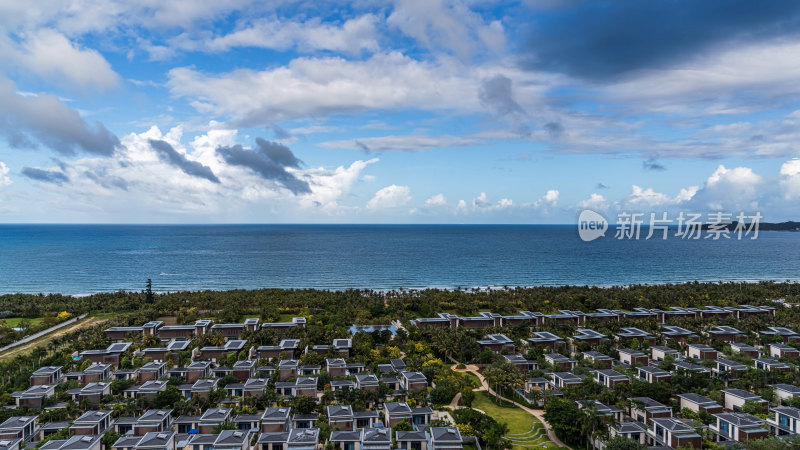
top-left (2, 0), bottom-right (800, 223)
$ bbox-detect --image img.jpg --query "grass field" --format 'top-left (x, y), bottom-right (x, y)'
top-left (473, 391), bottom-right (537, 435)
top-left (0, 315), bottom-right (107, 361)
top-left (472, 391), bottom-right (566, 449)
top-left (0, 317), bottom-right (44, 328)
top-left (460, 371), bottom-right (482, 389)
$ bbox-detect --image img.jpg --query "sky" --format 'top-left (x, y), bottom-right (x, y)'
top-left (2, 0), bottom-right (800, 224)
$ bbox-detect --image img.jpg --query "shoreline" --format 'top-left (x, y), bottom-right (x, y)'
top-left (3, 278), bottom-right (798, 298)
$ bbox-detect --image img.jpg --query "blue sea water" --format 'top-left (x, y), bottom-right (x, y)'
top-left (0, 224), bottom-right (799, 295)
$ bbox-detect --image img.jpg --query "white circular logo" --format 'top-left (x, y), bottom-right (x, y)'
top-left (578, 209), bottom-right (608, 241)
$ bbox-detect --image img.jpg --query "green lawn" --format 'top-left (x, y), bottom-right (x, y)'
top-left (0, 317), bottom-right (44, 328)
top-left (472, 391), bottom-right (567, 449)
top-left (460, 371), bottom-right (482, 388)
top-left (473, 391), bottom-right (537, 435)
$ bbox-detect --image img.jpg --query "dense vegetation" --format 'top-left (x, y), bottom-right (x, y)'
top-left (2, 281), bottom-right (798, 323)
top-left (1, 281), bottom-right (799, 448)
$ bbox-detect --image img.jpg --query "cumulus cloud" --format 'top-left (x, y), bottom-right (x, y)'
top-left (149, 139), bottom-right (220, 184)
top-left (21, 166), bottom-right (69, 185)
top-left (168, 52), bottom-right (483, 126)
top-left (10, 125), bottom-right (381, 220)
top-left (471, 192), bottom-right (516, 211)
top-left (0, 161), bottom-right (10, 187)
top-left (497, 198), bottom-right (513, 208)
top-left (533, 189), bottom-right (559, 209)
top-left (472, 192), bottom-right (490, 209)
top-left (367, 184), bottom-right (411, 209)
top-left (578, 193), bottom-right (608, 210)
top-left (779, 158), bottom-right (800, 199)
top-left (217, 139), bottom-right (310, 195)
top-left (624, 185), bottom-right (698, 208)
top-left (698, 165), bottom-right (763, 210)
top-left (425, 194), bottom-right (447, 206)
top-left (0, 78), bottom-right (120, 156)
top-left (16, 30), bottom-right (119, 90)
top-left (302, 158), bottom-right (378, 211)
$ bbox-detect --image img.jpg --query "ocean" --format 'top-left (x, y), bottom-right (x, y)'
top-left (0, 224), bottom-right (799, 295)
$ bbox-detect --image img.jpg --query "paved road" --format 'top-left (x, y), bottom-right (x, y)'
top-left (0, 313), bottom-right (87, 353)
top-left (452, 363), bottom-right (569, 448)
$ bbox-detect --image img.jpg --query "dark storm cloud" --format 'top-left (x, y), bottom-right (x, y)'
top-left (0, 78), bottom-right (120, 156)
top-left (149, 139), bottom-right (220, 184)
top-left (217, 139), bottom-right (311, 195)
top-left (643, 157), bottom-right (666, 171)
top-left (255, 138), bottom-right (302, 168)
top-left (354, 140), bottom-right (371, 152)
top-left (84, 169), bottom-right (130, 191)
top-left (21, 167), bottom-right (69, 184)
top-left (544, 121), bottom-right (564, 138)
top-left (521, 0), bottom-right (800, 80)
top-left (479, 74), bottom-right (525, 116)
top-left (271, 125), bottom-right (292, 140)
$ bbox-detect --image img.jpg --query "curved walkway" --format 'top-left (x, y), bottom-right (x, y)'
top-left (0, 314), bottom-right (87, 354)
top-left (451, 364), bottom-right (568, 448)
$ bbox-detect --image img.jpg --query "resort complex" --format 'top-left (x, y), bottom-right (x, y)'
top-left (3, 291), bottom-right (800, 450)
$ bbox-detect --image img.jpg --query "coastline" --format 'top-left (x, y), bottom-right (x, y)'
top-left (7, 278), bottom-right (799, 298)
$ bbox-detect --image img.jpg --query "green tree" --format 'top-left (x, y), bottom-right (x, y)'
top-left (393, 420), bottom-right (413, 432)
top-left (544, 397), bottom-right (585, 447)
top-left (483, 359), bottom-right (524, 402)
top-left (741, 399), bottom-right (766, 415)
top-left (460, 388), bottom-right (475, 408)
top-left (605, 435), bottom-right (646, 450)
top-left (102, 431), bottom-right (121, 449)
top-left (154, 385), bottom-right (183, 409)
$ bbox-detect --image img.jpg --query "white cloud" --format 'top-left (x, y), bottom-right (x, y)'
top-left (779, 158), bottom-right (800, 200)
top-left (578, 193), bottom-right (608, 210)
top-left (302, 158), bottom-right (379, 211)
top-left (173, 14), bottom-right (380, 55)
top-left (533, 189), bottom-right (559, 208)
top-left (288, 125), bottom-right (340, 135)
top-left (625, 185), bottom-right (697, 208)
top-left (609, 39), bottom-right (800, 112)
top-left (675, 186), bottom-right (700, 203)
top-left (367, 184), bottom-right (412, 209)
top-left (470, 192), bottom-right (516, 211)
top-left (387, 0), bottom-right (506, 60)
top-left (425, 193), bottom-right (446, 206)
top-left (321, 134), bottom-right (482, 152)
top-left (12, 125), bottom-right (380, 220)
top-left (0, 161), bottom-right (10, 187)
top-left (700, 164), bottom-right (763, 210)
top-left (0, 77), bottom-right (120, 155)
top-left (16, 30), bottom-right (119, 90)
top-left (167, 51), bottom-right (485, 126)
top-left (0, 0), bottom-right (263, 35)
top-left (472, 192), bottom-right (490, 209)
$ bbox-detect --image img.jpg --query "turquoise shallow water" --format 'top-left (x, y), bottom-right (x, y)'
top-left (0, 224), bottom-right (798, 294)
